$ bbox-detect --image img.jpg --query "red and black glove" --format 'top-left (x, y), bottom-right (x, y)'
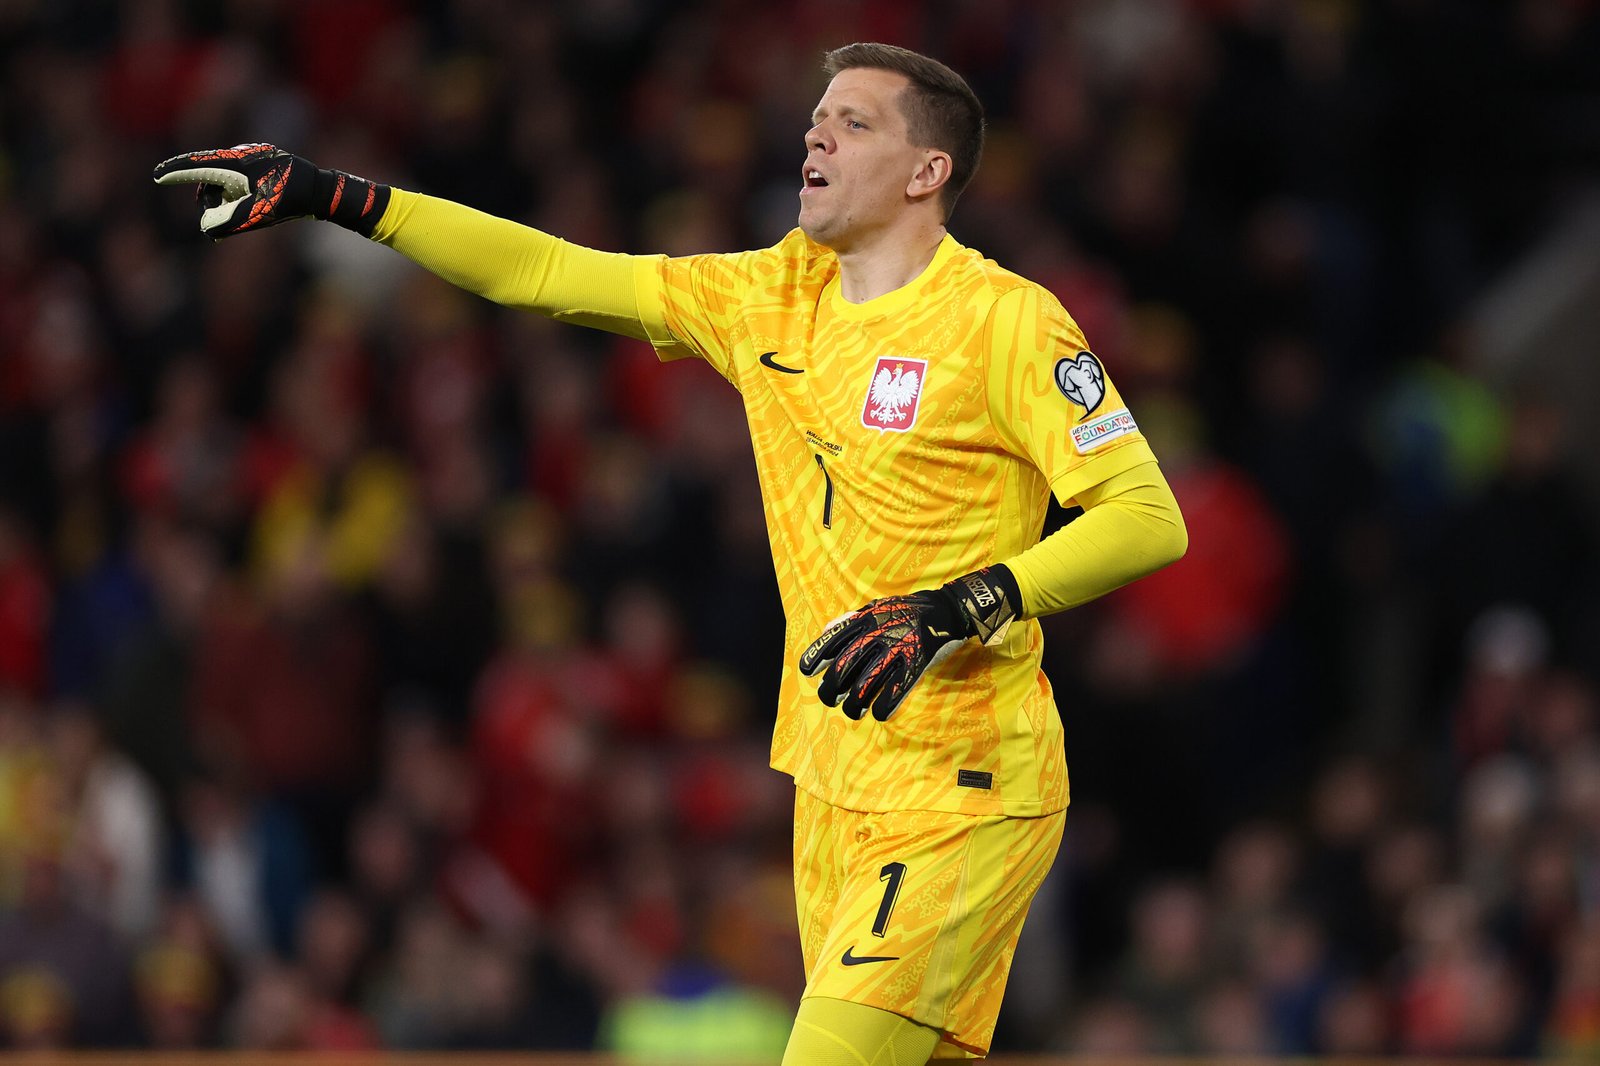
top-left (152, 143), bottom-right (391, 239)
top-left (798, 565), bottom-right (1021, 722)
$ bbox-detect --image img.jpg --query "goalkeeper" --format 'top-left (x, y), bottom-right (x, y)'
top-left (156, 43), bottom-right (1185, 1064)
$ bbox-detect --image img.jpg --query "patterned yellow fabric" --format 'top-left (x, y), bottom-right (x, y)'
top-left (371, 192), bottom-right (1166, 816)
top-left (792, 788), bottom-right (1065, 1057)
top-left (635, 229), bottom-right (1156, 816)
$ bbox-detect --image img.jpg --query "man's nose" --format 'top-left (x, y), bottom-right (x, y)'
top-left (807, 125), bottom-right (830, 152)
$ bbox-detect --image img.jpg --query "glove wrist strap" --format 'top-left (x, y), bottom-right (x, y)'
top-left (311, 167), bottom-right (392, 237)
top-left (941, 565), bottom-right (1022, 646)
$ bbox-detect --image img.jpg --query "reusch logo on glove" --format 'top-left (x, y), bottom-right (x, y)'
top-left (962, 575), bottom-right (998, 609)
top-left (862, 357), bottom-right (927, 431)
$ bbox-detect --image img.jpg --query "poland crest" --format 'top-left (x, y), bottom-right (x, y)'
top-left (861, 356), bottom-right (928, 432)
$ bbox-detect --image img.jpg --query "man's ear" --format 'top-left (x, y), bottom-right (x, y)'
top-left (907, 150), bottom-right (953, 204)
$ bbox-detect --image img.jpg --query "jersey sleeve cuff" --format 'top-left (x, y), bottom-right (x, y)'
top-left (1049, 437), bottom-right (1159, 506)
top-left (632, 255), bottom-right (699, 363)
top-left (368, 186), bottom-right (414, 244)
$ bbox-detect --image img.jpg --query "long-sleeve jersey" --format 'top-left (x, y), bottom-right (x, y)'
top-left (374, 190), bottom-right (1186, 816)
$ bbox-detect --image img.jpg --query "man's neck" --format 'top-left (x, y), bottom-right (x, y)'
top-left (833, 221), bottom-right (948, 304)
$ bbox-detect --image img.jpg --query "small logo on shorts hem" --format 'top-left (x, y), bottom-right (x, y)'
top-left (957, 769), bottom-right (994, 789)
top-left (841, 946), bottom-right (900, 966)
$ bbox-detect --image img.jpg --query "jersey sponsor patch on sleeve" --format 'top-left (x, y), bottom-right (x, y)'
top-left (1071, 407), bottom-right (1138, 453)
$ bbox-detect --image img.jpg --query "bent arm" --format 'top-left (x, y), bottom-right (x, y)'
top-left (372, 189), bottom-right (660, 340)
top-left (1003, 461), bottom-right (1187, 617)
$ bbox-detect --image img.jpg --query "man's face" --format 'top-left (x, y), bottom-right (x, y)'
top-left (799, 68), bottom-right (932, 250)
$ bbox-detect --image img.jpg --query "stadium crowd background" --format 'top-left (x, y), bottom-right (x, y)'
top-left (2, 0), bottom-right (1599, 1058)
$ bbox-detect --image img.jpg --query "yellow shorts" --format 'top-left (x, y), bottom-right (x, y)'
top-left (792, 787), bottom-right (1066, 1057)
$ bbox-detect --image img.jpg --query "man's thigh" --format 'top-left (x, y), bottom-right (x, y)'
top-left (792, 789), bottom-right (1065, 1057)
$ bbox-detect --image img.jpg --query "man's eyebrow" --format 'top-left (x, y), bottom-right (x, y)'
top-left (811, 103), bottom-right (871, 125)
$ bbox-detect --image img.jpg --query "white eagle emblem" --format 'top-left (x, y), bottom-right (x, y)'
top-left (862, 357), bottom-right (928, 431)
top-left (1054, 351), bottom-right (1106, 414)
top-left (870, 364), bottom-right (920, 422)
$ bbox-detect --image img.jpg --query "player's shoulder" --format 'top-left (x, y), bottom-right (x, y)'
top-left (946, 241), bottom-right (1076, 325)
top-left (761, 227), bottom-right (839, 282)
top-left (667, 228), bottom-right (835, 302)
top-left (715, 227), bottom-right (836, 279)
top-left (691, 227), bottom-right (838, 292)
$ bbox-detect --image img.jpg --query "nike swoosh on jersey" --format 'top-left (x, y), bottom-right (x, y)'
top-left (840, 945), bottom-right (900, 966)
top-left (759, 351), bottom-right (804, 374)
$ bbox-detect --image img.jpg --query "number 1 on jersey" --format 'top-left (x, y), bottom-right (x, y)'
top-left (872, 861), bottom-right (906, 938)
top-left (814, 454), bottom-right (834, 529)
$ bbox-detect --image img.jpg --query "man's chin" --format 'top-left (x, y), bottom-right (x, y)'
top-left (798, 214), bottom-right (837, 249)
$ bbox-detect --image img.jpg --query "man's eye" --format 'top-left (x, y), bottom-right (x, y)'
top-left (848, 120), bottom-right (866, 130)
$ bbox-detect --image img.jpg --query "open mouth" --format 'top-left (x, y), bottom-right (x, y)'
top-left (804, 169), bottom-right (829, 189)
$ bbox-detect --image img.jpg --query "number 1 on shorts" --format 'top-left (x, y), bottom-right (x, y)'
top-left (872, 861), bottom-right (906, 938)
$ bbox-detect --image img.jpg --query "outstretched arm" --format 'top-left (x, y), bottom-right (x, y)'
top-left (371, 190), bottom-right (652, 340)
top-left (154, 143), bottom-right (658, 340)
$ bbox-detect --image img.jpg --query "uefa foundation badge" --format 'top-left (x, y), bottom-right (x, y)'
top-left (862, 357), bottom-right (928, 431)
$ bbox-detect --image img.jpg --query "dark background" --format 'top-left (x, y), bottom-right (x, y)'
top-left (1, 0), bottom-right (1598, 1057)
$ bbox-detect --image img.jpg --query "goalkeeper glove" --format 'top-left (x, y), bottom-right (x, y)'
top-left (152, 143), bottom-right (391, 239)
top-left (798, 565), bottom-right (1022, 722)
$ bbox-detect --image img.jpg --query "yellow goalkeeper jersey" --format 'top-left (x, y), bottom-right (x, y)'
top-left (632, 229), bottom-right (1156, 817)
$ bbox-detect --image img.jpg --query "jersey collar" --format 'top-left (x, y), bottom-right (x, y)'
top-left (825, 234), bottom-right (961, 322)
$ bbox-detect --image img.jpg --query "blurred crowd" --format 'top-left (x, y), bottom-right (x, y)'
top-left (1, 0), bottom-right (1599, 1058)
